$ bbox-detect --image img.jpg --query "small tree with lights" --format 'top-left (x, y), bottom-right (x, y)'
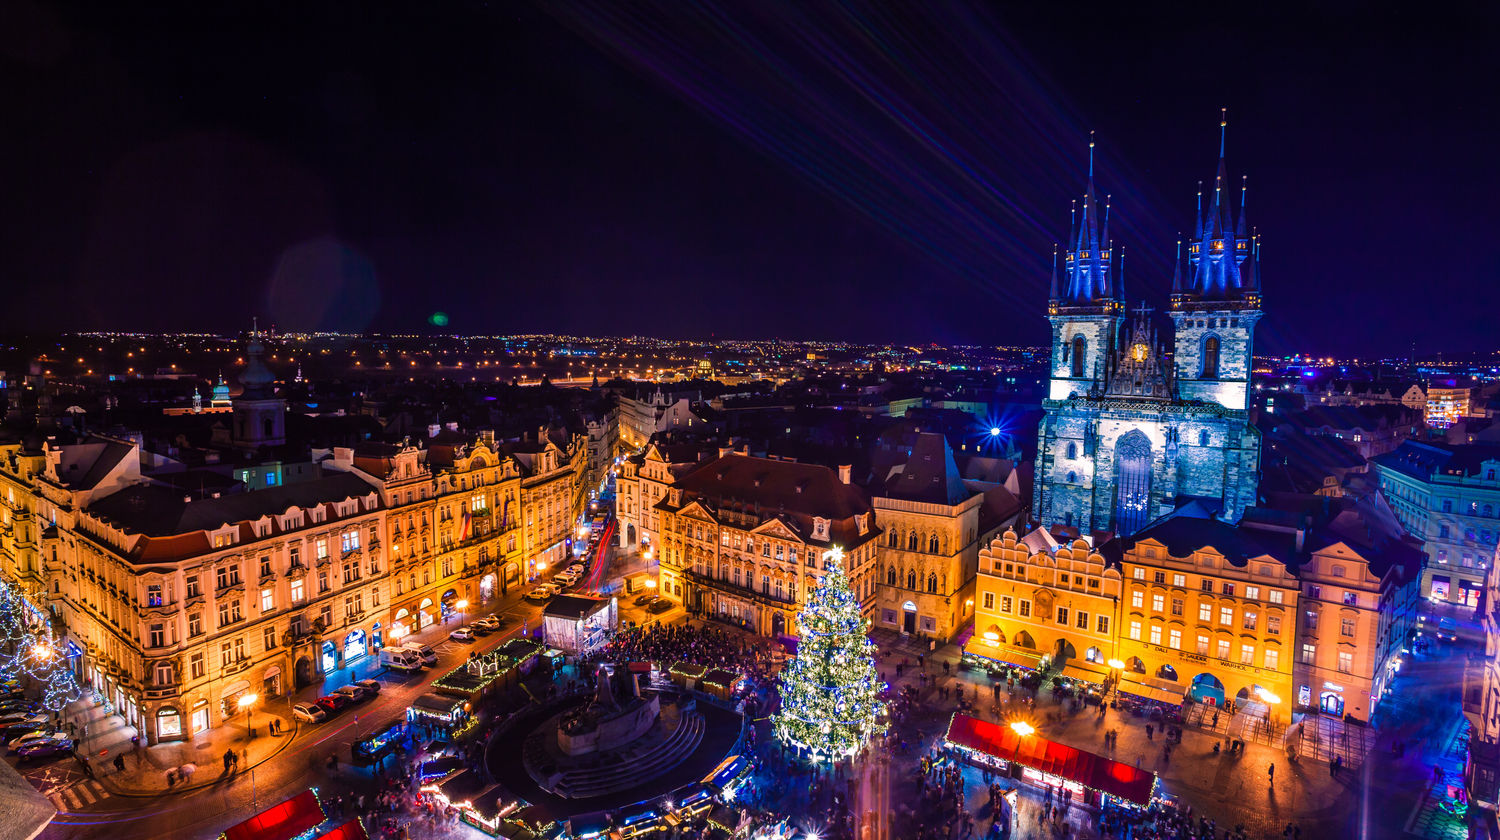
top-left (773, 547), bottom-right (885, 761)
top-left (0, 581), bottom-right (83, 712)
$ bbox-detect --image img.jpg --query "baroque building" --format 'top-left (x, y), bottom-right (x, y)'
top-left (1034, 122), bottom-right (1262, 537)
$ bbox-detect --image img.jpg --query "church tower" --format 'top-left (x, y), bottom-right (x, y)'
top-left (1047, 132), bottom-right (1124, 401)
top-left (1169, 110), bottom-right (1262, 411)
top-left (232, 321), bottom-right (286, 448)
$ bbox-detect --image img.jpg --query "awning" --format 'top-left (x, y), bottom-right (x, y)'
top-left (1060, 665), bottom-right (1110, 685)
top-left (221, 680), bottom-right (250, 700)
top-left (263, 665), bottom-right (281, 679)
top-left (314, 820), bottom-right (369, 840)
top-left (220, 790), bottom-right (325, 840)
top-left (944, 713), bottom-right (1155, 805)
top-left (1119, 682), bottom-right (1184, 706)
top-left (964, 645), bottom-right (1043, 671)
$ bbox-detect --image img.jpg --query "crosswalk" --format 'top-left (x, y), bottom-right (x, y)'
top-left (46, 778), bottom-right (111, 812)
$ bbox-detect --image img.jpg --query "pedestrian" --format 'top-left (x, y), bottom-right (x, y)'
top-left (113, 753), bottom-right (126, 774)
top-left (166, 768), bottom-right (177, 788)
top-left (1268, 762), bottom-right (1275, 782)
top-left (1146, 724), bottom-right (1154, 740)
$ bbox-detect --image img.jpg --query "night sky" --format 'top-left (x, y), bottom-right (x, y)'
top-left (5, 1), bottom-right (1497, 355)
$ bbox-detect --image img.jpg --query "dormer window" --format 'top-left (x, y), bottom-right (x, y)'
top-left (813, 517), bottom-right (830, 541)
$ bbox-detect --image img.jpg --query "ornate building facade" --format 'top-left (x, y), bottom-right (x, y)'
top-left (1034, 123), bottom-right (1262, 537)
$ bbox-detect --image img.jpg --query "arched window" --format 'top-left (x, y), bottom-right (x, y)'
top-left (907, 532), bottom-right (918, 551)
top-left (1066, 442), bottom-right (1077, 460)
top-left (906, 570), bottom-right (917, 590)
top-left (888, 530), bottom-right (899, 548)
top-left (1201, 335), bottom-right (1221, 379)
top-left (263, 417), bottom-right (274, 437)
top-left (886, 566), bottom-right (897, 587)
top-left (1066, 471), bottom-right (1077, 484)
top-left (1198, 430), bottom-right (1210, 447)
top-left (928, 535), bottom-right (939, 554)
top-left (1484, 504), bottom-right (1494, 518)
top-left (926, 573), bottom-right (938, 593)
top-left (1071, 335), bottom-right (1087, 378)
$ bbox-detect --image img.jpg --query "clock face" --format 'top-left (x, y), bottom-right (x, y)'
top-left (1131, 343), bottom-right (1148, 363)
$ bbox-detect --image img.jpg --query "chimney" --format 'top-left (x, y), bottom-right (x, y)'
top-left (838, 465), bottom-right (852, 484)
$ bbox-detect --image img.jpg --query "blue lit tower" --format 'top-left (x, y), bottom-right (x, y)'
top-left (1170, 110), bottom-right (1263, 412)
top-left (1047, 132), bottom-right (1124, 402)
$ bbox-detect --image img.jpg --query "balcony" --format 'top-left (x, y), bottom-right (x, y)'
top-left (144, 685), bottom-right (180, 700)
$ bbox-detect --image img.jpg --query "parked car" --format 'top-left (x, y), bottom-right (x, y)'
top-left (333, 683), bottom-right (376, 703)
top-left (449, 627), bottom-right (476, 642)
top-left (647, 598), bottom-right (674, 615)
top-left (474, 616), bottom-right (502, 631)
top-left (352, 678), bottom-right (381, 696)
top-left (292, 703), bottom-right (328, 724)
top-left (0, 714), bottom-right (47, 732)
top-left (16, 737), bottom-right (72, 761)
top-left (634, 593), bottom-right (655, 607)
top-left (400, 643), bottom-right (438, 667)
top-left (316, 694), bottom-right (353, 715)
top-left (469, 622), bottom-right (494, 636)
top-left (525, 586), bottom-right (555, 602)
top-left (7, 729), bottom-right (60, 752)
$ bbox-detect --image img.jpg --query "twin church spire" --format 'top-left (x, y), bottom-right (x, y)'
top-left (1049, 112), bottom-right (1261, 310)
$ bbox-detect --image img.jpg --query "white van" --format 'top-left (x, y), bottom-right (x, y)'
top-left (379, 648), bottom-right (423, 672)
top-left (401, 642), bottom-right (438, 667)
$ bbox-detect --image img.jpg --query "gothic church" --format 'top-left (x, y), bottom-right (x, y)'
top-left (1033, 117), bottom-right (1262, 536)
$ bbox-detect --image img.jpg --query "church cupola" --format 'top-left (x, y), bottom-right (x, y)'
top-left (231, 319), bottom-right (287, 449)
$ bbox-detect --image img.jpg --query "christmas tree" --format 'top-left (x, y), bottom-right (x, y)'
top-left (773, 547), bottom-right (885, 761)
top-left (0, 581), bottom-right (83, 711)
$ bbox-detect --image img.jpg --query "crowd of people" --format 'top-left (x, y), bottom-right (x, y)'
top-left (587, 621), bottom-right (777, 678)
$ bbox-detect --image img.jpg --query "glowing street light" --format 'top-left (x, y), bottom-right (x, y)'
top-left (456, 599), bottom-right (469, 625)
top-left (238, 692), bottom-right (259, 739)
top-left (1107, 659), bottom-right (1125, 670)
top-left (1008, 720), bottom-right (1035, 765)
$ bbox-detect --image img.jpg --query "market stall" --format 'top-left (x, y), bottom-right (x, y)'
top-left (219, 790), bottom-right (327, 840)
top-left (352, 721), bottom-right (407, 765)
top-left (407, 693), bottom-right (470, 736)
top-left (542, 596), bottom-right (617, 655)
top-left (312, 819), bottom-right (369, 840)
top-left (943, 713), bottom-right (1156, 808)
top-left (668, 662), bottom-right (708, 691)
top-left (700, 668), bottom-right (748, 702)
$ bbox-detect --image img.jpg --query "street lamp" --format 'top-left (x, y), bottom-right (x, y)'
top-left (239, 693), bottom-right (259, 739)
top-left (456, 599), bottom-right (469, 625)
top-left (1008, 720), bottom-right (1034, 767)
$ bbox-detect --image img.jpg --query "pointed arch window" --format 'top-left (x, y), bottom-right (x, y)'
top-left (887, 566), bottom-right (897, 587)
top-left (907, 532), bottom-right (919, 551)
top-left (906, 570), bottom-right (917, 590)
top-left (1201, 335), bottom-right (1221, 379)
top-left (1066, 471), bottom-right (1077, 484)
top-left (1198, 430), bottom-right (1210, 447)
top-left (1066, 442), bottom-right (1077, 460)
top-left (928, 535), bottom-right (940, 554)
top-left (888, 530), bottom-right (899, 548)
top-left (1071, 335), bottom-right (1087, 378)
top-left (926, 573), bottom-right (938, 593)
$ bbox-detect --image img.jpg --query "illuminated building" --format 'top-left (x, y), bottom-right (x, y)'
top-left (1426, 382), bottom-right (1473, 429)
top-left (655, 452), bottom-right (879, 637)
top-left (1374, 440), bottom-right (1500, 610)
top-left (871, 433), bottom-right (1021, 642)
top-left (1033, 118), bottom-right (1261, 536)
top-left (971, 528), bottom-right (1122, 679)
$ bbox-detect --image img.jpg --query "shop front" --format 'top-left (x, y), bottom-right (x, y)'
top-left (479, 574), bottom-right (496, 602)
top-left (221, 679), bottom-right (251, 722)
top-left (418, 598), bottom-right (436, 629)
top-left (321, 641), bottom-right (338, 673)
top-left (342, 630), bottom-right (368, 665)
top-left (391, 608), bottom-right (411, 642)
top-left (192, 699), bottom-right (211, 734)
top-left (156, 706), bottom-right (184, 740)
top-left (262, 665), bottom-right (282, 698)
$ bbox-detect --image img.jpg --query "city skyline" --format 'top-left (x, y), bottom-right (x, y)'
top-left (5, 2), bottom-right (1497, 355)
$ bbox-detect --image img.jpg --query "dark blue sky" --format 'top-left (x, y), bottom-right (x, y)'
top-left (4, 1), bottom-right (1497, 356)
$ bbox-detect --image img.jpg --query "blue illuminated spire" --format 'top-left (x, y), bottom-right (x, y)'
top-left (1171, 237), bottom-right (1183, 293)
top-left (1062, 131), bottom-right (1113, 304)
top-left (1186, 110), bottom-right (1250, 300)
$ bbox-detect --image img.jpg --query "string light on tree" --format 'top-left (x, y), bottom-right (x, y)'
top-left (772, 546), bottom-right (886, 761)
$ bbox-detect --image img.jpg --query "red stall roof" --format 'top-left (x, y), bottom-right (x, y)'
top-left (315, 819), bottom-right (370, 840)
top-left (944, 714), bottom-right (1156, 805)
top-left (221, 790), bottom-right (326, 840)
